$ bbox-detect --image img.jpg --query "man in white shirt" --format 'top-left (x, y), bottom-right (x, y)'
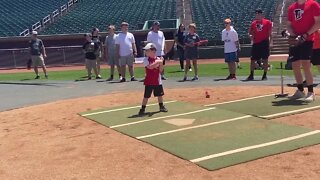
top-left (147, 21), bottom-right (167, 80)
top-left (222, 18), bottom-right (240, 80)
top-left (115, 22), bottom-right (138, 82)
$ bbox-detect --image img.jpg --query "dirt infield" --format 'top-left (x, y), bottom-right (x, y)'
top-left (0, 86), bottom-right (319, 179)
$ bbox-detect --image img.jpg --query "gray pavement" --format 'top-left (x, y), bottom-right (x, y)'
top-left (0, 76), bottom-right (309, 112)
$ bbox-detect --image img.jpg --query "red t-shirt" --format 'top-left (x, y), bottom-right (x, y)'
top-left (313, 30), bottom-right (320, 49)
top-left (143, 57), bottom-right (162, 85)
top-left (250, 18), bottom-right (272, 44)
top-left (288, 0), bottom-right (320, 41)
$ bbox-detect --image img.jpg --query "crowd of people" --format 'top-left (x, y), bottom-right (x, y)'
top-left (28, 0), bottom-right (320, 105)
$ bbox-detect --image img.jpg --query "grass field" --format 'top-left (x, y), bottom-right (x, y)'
top-left (1, 62), bottom-right (320, 81)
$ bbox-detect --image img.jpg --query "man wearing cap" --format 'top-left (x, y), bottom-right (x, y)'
top-left (286, 0), bottom-right (320, 102)
top-left (247, 8), bottom-right (272, 81)
top-left (29, 31), bottom-right (48, 79)
top-left (115, 22), bottom-right (138, 82)
top-left (222, 18), bottom-right (240, 80)
top-left (147, 21), bottom-right (167, 80)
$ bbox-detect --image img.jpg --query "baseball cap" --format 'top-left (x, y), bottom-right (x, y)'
top-left (121, 22), bottom-right (129, 27)
top-left (153, 21), bottom-right (160, 26)
top-left (143, 43), bottom-right (157, 51)
top-left (255, 8), bottom-right (263, 14)
top-left (32, 31), bottom-right (38, 35)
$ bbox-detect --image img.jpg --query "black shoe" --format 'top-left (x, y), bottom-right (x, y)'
top-left (120, 78), bottom-right (126, 82)
top-left (87, 77), bottom-right (92, 80)
top-left (160, 106), bottom-right (168, 112)
top-left (161, 76), bottom-right (167, 80)
top-left (138, 109), bottom-right (145, 116)
top-left (262, 75), bottom-right (268, 81)
top-left (35, 75), bottom-right (40, 79)
top-left (131, 77), bottom-right (138, 81)
top-left (106, 77), bottom-right (113, 81)
top-left (45, 75), bottom-right (48, 79)
top-left (191, 76), bottom-right (199, 81)
top-left (246, 75), bottom-right (254, 81)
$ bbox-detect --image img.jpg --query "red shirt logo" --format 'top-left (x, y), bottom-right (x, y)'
top-left (256, 24), bottom-right (264, 31)
top-left (294, 9), bottom-right (304, 21)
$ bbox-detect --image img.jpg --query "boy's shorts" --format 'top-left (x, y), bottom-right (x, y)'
top-left (31, 55), bottom-right (45, 67)
top-left (144, 85), bottom-right (164, 98)
top-left (224, 52), bottom-right (238, 63)
top-left (311, 49), bottom-right (320, 65)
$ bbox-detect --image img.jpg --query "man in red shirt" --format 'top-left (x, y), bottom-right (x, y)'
top-left (287, 0), bottom-right (320, 102)
top-left (138, 43), bottom-right (168, 116)
top-left (247, 9), bottom-right (273, 81)
top-left (311, 29), bottom-right (320, 71)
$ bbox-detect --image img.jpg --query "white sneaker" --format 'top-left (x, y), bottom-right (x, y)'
top-left (305, 92), bottom-right (315, 102)
top-left (189, 68), bottom-right (192, 72)
top-left (288, 90), bottom-right (305, 100)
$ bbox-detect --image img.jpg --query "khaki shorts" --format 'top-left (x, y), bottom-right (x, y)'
top-left (119, 54), bottom-right (135, 66)
top-left (107, 55), bottom-right (119, 66)
top-left (31, 55), bottom-right (45, 67)
top-left (85, 59), bottom-right (97, 71)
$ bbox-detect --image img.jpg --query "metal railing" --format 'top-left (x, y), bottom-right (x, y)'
top-left (0, 46), bottom-right (85, 69)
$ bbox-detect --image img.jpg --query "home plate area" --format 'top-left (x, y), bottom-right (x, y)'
top-left (80, 96), bottom-right (320, 170)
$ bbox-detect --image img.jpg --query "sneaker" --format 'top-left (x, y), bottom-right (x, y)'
top-left (246, 75), bottom-right (254, 81)
top-left (87, 76), bottom-right (92, 80)
top-left (189, 68), bottom-right (192, 72)
top-left (226, 75), bottom-right (233, 80)
top-left (160, 106), bottom-right (168, 112)
top-left (192, 76), bottom-right (199, 81)
top-left (120, 78), bottom-right (126, 82)
top-left (138, 109), bottom-right (145, 116)
top-left (131, 77), bottom-right (138, 81)
top-left (161, 76), bottom-right (167, 80)
top-left (261, 75), bottom-right (268, 81)
top-left (35, 75), bottom-right (40, 79)
top-left (45, 75), bottom-right (48, 79)
top-left (182, 76), bottom-right (187, 81)
top-left (181, 69), bottom-right (185, 72)
top-left (96, 75), bottom-right (102, 79)
top-left (288, 90), bottom-right (306, 100)
top-left (106, 77), bottom-right (113, 81)
top-left (305, 92), bottom-right (315, 102)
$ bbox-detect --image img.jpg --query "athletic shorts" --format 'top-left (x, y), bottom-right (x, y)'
top-left (119, 54), bottom-right (135, 66)
top-left (107, 55), bottom-right (119, 66)
top-left (251, 40), bottom-right (270, 61)
top-left (311, 49), bottom-right (320, 65)
top-left (289, 41), bottom-right (313, 62)
top-left (144, 85), bottom-right (164, 98)
top-left (185, 49), bottom-right (198, 60)
top-left (31, 55), bottom-right (45, 67)
top-left (224, 52), bottom-right (238, 63)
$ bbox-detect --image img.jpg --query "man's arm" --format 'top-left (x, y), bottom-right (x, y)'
top-left (269, 22), bottom-right (273, 47)
top-left (132, 43), bottom-right (137, 56)
top-left (307, 16), bottom-right (320, 36)
top-left (41, 41), bottom-right (47, 58)
top-left (104, 39), bottom-right (108, 60)
top-left (286, 21), bottom-right (295, 36)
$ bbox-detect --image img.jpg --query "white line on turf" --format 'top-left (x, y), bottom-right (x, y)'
top-left (136, 115), bottom-right (252, 139)
top-left (260, 105), bottom-right (320, 119)
top-left (82, 100), bottom-right (177, 117)
top-left (204, 94), bottom-right (274, 107)
top-left (190, 130), bottom-right (320, 163)
top-left (110, 107), bottom-right (217, 128)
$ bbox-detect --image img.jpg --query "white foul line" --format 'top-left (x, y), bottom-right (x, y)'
top-left (110, 107), bottom-right (216, 128)
top-left (204, 94), bottom-right (274, 107)
top-left (260, 105), bottom-right (320, 119)
top-left (190, 130), bottom-right (320, 163)
top-left (137, 115), bottom-right (252, 139)
top-left (82, 100), bottom-right (177, 117)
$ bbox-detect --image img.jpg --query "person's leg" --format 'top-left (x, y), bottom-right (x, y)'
top-left (139, 86), bottom-right (152, 115)
top-left (86, 60), bottom-right (92, 79)
top-left (302, 60), bottom-right (315, 101)
top-left (116, 65), bottom-right (121, 78)
top-left (92, 60), bottom-right (99, 78)
top-left (110, 65), bottom-right (115, 77)
top-left (230, 62), bottom-right (236, 78)
top-left (178, 49), bottom-right (184, 70)
top-left (184, 59), bottom-right (191, 80)
top-left (192, 59), bottom-right (198, 78)
top-left (128, 65), bottom-right (134, 78)
top-left (262, 58), bottom-right (269, 80)
top-left (96, 57), bottom-right (101, 75)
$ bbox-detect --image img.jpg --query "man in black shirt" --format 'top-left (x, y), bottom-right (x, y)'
top-left (83, 33), bottom-right (101, 80)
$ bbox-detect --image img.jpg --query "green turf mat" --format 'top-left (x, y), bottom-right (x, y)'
top-left (80, 101), bottom-right (320, 171)
top-left (214, 96), bottom-right (320, 119)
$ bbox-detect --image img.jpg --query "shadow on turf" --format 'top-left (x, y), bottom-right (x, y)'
top-left (0, 81), bottom-right (59, 87)
top-left (271, 99), bottom-right (308, 106)
top-left (128, 111), bottom-right (161, 118)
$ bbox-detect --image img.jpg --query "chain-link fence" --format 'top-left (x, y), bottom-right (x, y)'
top-left (0, 46), bottom-right (85, 69)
